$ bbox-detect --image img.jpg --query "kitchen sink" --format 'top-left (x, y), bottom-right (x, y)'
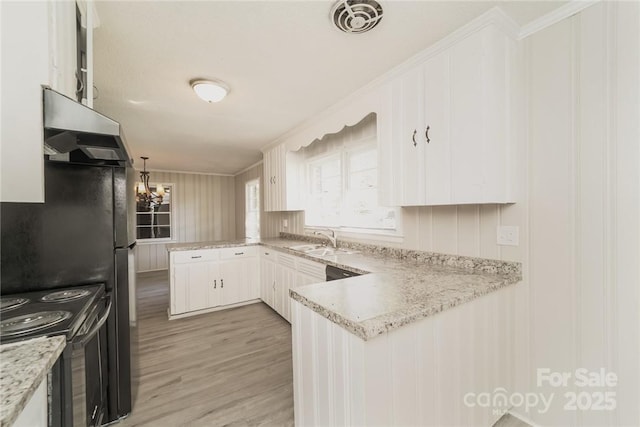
top-left (305, 247), bottom-right (356, 257)
top-left (288, 244), bottom-right (325, 252)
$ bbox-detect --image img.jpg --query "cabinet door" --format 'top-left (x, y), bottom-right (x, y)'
top-left (219, 258), bottom-right (256, 306)
top-left (172, 262), bottom-right (214, 314)
top-left (260, 255), bottom-right (277, 308)
top-left (295, 272), bottom-right (325, 287)
top-left (449, 29), bottom-right (487, 203)
top-left (271, 146), bottom-right (280, 211)
top-left (396, 66), bottom-right (426, 205)
top-left (186, 262), bottom-right (212, 312)
top-left (171, 264), bottom-right (188, 314)
top-left (263, 148), bottom-right (273, 212)
top-left (207, 263), bottom-right (222, 308)
top-left (423, 51), bottom-right (452, 204)
top-left (263, 147), bottom-right (283, 212)
top-left (276, 265), bottom-right (297, 322)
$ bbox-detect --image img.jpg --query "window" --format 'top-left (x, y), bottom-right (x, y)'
top-left (135, 184), bottom-right (173, 240)
top-left (245, 179), bottom-right (260, 239)
top-left (303, 114), bottom-right (397, 233)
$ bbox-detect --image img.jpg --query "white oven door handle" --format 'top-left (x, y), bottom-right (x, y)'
top-left (73, 297), bottom-right (112, 348)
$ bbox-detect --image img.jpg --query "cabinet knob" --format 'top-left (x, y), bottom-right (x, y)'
top-left (412, 129), bottom-right (418, 147)
top-left (425, 126), bottom-right (431, 144)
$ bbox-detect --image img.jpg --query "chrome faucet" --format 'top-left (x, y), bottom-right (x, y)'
top-left (314, 229), bottom-right (337, 248)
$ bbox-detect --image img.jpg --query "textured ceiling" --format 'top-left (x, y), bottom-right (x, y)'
top-left (94, 0), bottom-right (566, 174)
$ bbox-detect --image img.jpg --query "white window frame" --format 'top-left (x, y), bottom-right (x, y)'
top-left (245, 178), bottom-right (260, 239)
top-left (303, 139), bottom-right (402, 239)
top-left (135, 182), bottom-right (175, 243)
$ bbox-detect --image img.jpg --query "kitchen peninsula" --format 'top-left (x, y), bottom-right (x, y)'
top-left (167, 233), bottom-right (521, 426)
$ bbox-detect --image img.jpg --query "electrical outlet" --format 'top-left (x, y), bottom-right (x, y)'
top-left (283, 219), bottom-right (288, 228)
top-left (497, 226), bottom-right (519, 246)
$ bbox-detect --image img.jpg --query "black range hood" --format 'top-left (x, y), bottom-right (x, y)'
top-left (43, 87), bottom-right (132, 166)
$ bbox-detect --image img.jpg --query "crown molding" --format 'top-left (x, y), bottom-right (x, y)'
top-left (135, 168), bottom-right (234, 177)
top-left (234, 160), bottom-right (264, 176)
top-left (518, 0), bottom-right (600, 39)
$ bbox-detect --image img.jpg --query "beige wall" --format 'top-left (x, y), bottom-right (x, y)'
top-left (135, 170), bottom-right (236, 272)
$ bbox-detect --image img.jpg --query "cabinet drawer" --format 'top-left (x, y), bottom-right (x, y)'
top-left (219, 246), bottom-right (257, 260)
top-left (278, 253), bottom-right (296, 269)
top-left (260, 248), bottom-right (277, 259)
top-left (297, 258), bottom-right (326, 279)
top-left (172, 249), bottom-right (219, 264)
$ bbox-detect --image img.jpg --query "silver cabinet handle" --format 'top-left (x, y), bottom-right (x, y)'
top-left (191, 255), bottom-right (202, 259)
top-left (425, 126), bottom-right (431, 144)
top-left (412, 129), bottom-right (418, 147)
top-left (234, 252), bottom-right (244, 256)
top-left (221, 279), bottom-right (224, 288)
top-left (214, 280), bottom-right (217, 289)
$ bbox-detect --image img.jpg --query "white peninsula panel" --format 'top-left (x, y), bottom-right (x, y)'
top-left (292, 285), bottom-right (516, 426)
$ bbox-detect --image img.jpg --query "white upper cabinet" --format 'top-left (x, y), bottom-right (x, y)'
top-left (1, 0), bottom-right (94, 203)
top-left (385, 23), bottom-right (517, 206)
top-left (263, 144), bottom-right (304, 212)
top-left (49, 1), bottom-right (78, 100)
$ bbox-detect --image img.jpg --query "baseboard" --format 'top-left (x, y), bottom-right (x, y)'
top-left (168, 299), bottom-right (262, 320)
top-left (136, 268), bottom-right (168, 274)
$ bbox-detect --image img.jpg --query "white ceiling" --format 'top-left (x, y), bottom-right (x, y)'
top-left (94, 0), bottom-right (566, 175)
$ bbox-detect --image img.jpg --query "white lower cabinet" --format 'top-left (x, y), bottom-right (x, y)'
top-left (170, 245), bottom-right (326, 320)
top-left (292, 285), bottom-right (516, 426)
top-left (295, 258), bottom-right (326, 287)
top-left (172, 261), bottom-right (219, 314)
top-left (169, 246), bottom-right (258, 318)
top-left (260, 248), bottom-right (278, 309)
top-left (260, 250), bottom-right (327, 323)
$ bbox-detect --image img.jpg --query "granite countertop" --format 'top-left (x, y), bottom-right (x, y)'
top-left (0, 336), bottom-right (66, 427)
top-left (166, 238), bottom-right (261, 251)
top-left (165, 234), bottom-right (522, 341)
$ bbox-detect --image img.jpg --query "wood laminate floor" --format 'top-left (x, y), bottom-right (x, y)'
top-left (120, 271), bottom-right (294, 427)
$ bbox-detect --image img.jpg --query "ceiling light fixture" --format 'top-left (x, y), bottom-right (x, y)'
top-left (190, 79), bottom-right (229, 103)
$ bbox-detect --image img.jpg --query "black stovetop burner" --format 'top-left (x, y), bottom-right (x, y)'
top-left (0, 284), bottom-right (105, 343)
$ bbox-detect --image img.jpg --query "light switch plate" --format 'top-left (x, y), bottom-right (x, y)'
top-left (497, 226), bottom-right (519, 246)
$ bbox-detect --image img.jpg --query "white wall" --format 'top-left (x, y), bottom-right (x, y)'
top-left (135, 170), bottom-right (236, 272)
top-left (518, 2), bottom-right (639, 425)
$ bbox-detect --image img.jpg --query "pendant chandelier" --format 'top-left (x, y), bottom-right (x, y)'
top-left (136, 157), bottom-right (165, 211)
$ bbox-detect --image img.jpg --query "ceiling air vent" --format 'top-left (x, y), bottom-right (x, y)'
top-left (330, 0), bottom-right (383, 34)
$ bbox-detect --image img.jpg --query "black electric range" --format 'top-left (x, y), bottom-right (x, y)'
top-left (0, 284), bottom-right (110, 427)
top-left (0, 284), bottom-right (105, 343)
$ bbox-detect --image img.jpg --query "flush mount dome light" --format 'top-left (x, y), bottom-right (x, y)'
top-left (190, 79), bottom-right (229, 103)
top-left (331, 0), bottom-right (383, 34)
